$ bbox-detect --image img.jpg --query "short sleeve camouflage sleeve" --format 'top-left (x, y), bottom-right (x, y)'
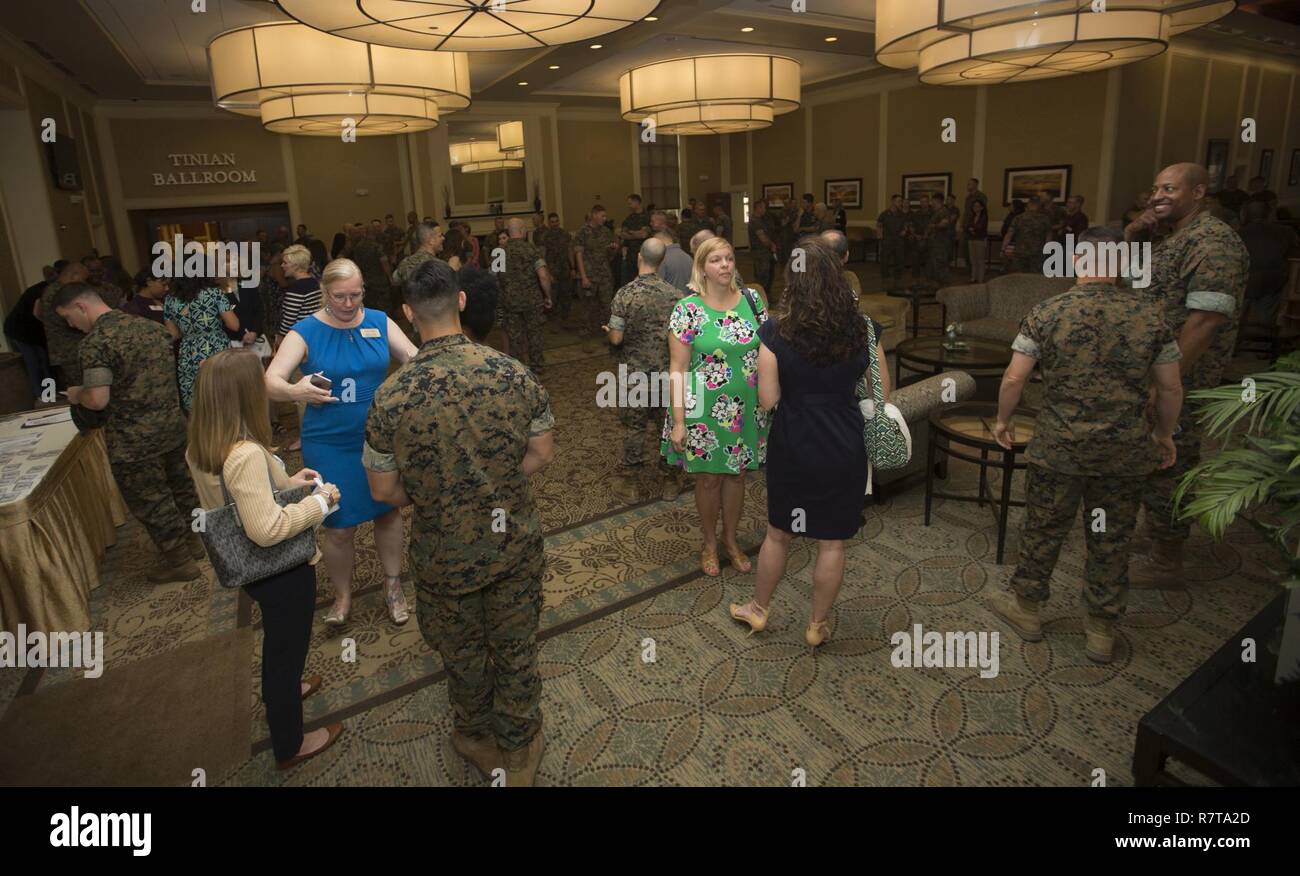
top-left (362, 393), bottom-right (398, 473)
top-left (79, 326), bottom-right (115, 388)
top-left (608, 287), bottom-right (631, 333)
top-left (527, 376), bottom-right (555, 436)
top-left (1011, 306), bottom-right (1044, 360)
top-left (1153, 317), bottom-right (1181, 365)
top-left (1183, 235), bottom-right (1246, 317)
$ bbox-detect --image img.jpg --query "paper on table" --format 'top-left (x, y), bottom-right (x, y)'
top-left (22, 409), bottom-right (72, 428)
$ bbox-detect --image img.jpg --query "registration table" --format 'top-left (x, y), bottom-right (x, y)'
top-left (0, 408), bottom-right (127, 635)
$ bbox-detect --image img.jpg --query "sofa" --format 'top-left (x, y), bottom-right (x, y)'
top-left (874, 369), bottom-right (977, 494)
top-left (936, 273), bottom-right (1075, 344)
top-left (858, 293), bottom-right (910, 352)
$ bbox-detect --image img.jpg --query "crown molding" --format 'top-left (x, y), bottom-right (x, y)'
top-left (557, 105), bottom-right (624, 121)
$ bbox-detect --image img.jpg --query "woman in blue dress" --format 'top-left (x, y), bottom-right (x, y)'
top-left (267, 258), bottom-right (418, 626)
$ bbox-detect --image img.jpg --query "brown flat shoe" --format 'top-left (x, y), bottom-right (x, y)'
top-left (277, 722), bottom-right (343, 771)
top-left (300, 673), bottom-right (322, 700)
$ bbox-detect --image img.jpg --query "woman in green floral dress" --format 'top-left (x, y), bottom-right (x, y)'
top-left (662, 236), bottom-right (770, 577)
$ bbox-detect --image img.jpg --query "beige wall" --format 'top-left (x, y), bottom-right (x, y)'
top-left (557, 118), bottom-right (632, 229)
top-left (25, 76), bottom-right (94, 259)
top-left (683, 133), bottom-right (722, 198)
top-left (751, 107), bottom-right (806, 206)
top-left (292, 135), bottom-right (407, 240)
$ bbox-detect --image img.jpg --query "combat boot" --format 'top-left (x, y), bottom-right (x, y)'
top-left (988, 590), bottom-right (1043, 642)
top-left (451, 730), bottom-right (502, 778)
top-left (502, 726), bottom-right (545, 787)
top-left (146, 545), bottom-right (202, 584)
top-left (1128, 537), bottom-right (1185, 590)
top-left (661, 467), bottom-right (689, 501)
top-left (610, 466), bottom-right (645, 501)
top-left (1084, 615), bottom-right (1116, 664)
top-left (187, 532), bottom-right (206, 562)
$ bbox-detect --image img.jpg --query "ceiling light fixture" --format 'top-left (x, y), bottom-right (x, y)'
top-left (207, 22), bottom-right (470, 135)
top-left (619, 54), bottom-right (801, 135)
top-left (824, 36), bottom-right (837, 42)
top-left (496, 120), bottom-right (526, 154)
top-left (742, 27), bottom-right (754, 33)
top-left (874, 0), bottom-right (1237, 85)
top-left (271, 0), bottom-right (659, 51)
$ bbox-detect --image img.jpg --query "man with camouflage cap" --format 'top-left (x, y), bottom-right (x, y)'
top-left (574, 205), bottom-right (619, 335)
top-left (539, 213), bottom-right (574, 321)
top-left (1125, 162), bottom-right (1249, 588)
top-left (1004, 199), bottom-right (1053, 274)
top-left (498, 217), bottom-right (553, 371)
top-left (989, 226), bottom-right (1184, 663)
top-left (54, 282), bottom-right (202, 583)
top-left (604, 238), bottom-right (687, 500)
top-left (926, 193), bottom-right (955, 289)
top-left (364, 257), bottom-right (555, 786)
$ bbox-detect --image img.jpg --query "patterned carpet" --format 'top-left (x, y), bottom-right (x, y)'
top-left (2, 286), bottom-right (1287, 787)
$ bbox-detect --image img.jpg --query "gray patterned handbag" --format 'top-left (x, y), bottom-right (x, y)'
top-left (199, 455), bottom-right (316, 590)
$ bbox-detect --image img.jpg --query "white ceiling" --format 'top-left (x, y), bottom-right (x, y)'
top-left (80, 0), bottom-right (530, 91)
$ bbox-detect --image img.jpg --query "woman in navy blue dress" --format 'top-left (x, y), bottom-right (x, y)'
top-left (728, 237), bottom-right (887, 650)
top-left (267, 258), bottom-right (418, 626)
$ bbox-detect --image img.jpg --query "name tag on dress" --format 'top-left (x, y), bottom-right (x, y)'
top-left (359, 327), bottom-right (381, 338)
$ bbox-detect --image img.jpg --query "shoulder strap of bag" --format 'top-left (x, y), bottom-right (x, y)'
top-left (865, 317), bottom-right (885, 405)
top-left (740, 287), bottom-right (760, 320)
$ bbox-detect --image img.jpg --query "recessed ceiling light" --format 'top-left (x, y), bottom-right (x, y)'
top-left (824, 36), bottom-right (838, 42)
top-left (590, 43), bottom-right (603, 49)
top-left (741, 26), bottom-right (754, 33)
top-left (548, 64), bottom-right (560, 70)
top-left (517, 81), bottom-right (529, 85)
top-left (645, 17), bottom-right (657, 22)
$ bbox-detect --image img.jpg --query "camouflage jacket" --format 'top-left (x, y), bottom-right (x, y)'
top-left (540, 227), bottom-right (573, 280)
top-left (608, 273), bottom-right (680, 373)
top-left (392, 251), bottom-right (441, 292)
top-left (499, 238), bottom-right (546, 311)
top-left (877, 209), bottom-right (909, 240)
top-left (363, 334), bottom-right (555, 595)
top-left (42, 281), bottom-right (124, 370)
top-left (1148, 209), bottom-right (1249, 391)
top-left (79, 310), bottom-right (186, 463)
top-left (574, 223), bottom-right (617, 282)
top-left (1012, 282), bottom-right (1180, 476)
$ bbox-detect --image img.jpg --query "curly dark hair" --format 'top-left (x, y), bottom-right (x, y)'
top-left (773, 236), bottom-right (868, 367)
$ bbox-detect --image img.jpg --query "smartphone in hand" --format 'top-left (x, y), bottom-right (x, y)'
top-left (309, 372), bottom-right (332, 390)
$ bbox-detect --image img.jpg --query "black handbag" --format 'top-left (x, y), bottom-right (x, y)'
top-left (199, 454), bottom-right (316, 589)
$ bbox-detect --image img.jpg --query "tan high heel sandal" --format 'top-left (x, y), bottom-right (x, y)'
top-left (806, 619), bottom-right (831, 651)
top-left (728, 601), bottom-right (770, 636)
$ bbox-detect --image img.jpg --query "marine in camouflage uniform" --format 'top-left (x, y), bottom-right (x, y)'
top-left (1142, 209), bottom-right (1248, 548)
top-left (747, 206), bottom-right (776, 292)
top-left (73, 300), bottom-right (200, 579)
top-left (381, 222), bottom-right (406, 265)
top-left (42, 277), bottom-right (123, 387)
top-left (675, 211), bottom-right (701, 255)
top-left (1008, 205), bottom-right (1052, 274)
top-left (906, 201), bottom-right (933, 288)
top-left (608, 269), bottom-right (680, 467)
top-left (574, 216), bottom-right (618, 334)
top-left (363, 332), bottom-right (554, 773)
top-left (877, 199), bottom-right (909, 292)
top-left (499, 236), bottom-right (549, 370)
top-left (539, 221), bottom-right (574, 319)
top-left (1004, 281), bottom-right (1180, 624)
top-left (620, 208), bottom-right (651, 285)
top-left (926, 196), bottom-right (955, 289)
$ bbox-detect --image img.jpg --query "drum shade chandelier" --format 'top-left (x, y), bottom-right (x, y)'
top-left (450, 140), bottom-right (525, 173)
top-left (207, 22), bottom-right (471, 135)
top-left (874, 0), bottom-right (1237, 85)
top-left (619, 54), bottom-right (801, 135)
top-left (270, 0), bottom-right (661, 52)
top-left (496, 121), bottom-right (526, 154)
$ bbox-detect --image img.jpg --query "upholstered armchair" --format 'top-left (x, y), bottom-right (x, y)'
top-left (937, 274), bottom-right (1075, 344)
top-left (874, 369), bottom-right (977, 493)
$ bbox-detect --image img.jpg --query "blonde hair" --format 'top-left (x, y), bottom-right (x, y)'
top-left (688, 236), bottom-right (741, 295)
top-left (187, 349), bottom-right (275, 474)
top-left (281, 244), bottom-right (311, 274)
top-left (321, 258), bottom-right (362, 294)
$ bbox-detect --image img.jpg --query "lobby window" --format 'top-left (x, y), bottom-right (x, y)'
top-left (639, 134), bottom-right (679, 211)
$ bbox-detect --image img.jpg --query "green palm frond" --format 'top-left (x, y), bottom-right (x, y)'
top-left (1187, 369), bottom-right (1300, 438)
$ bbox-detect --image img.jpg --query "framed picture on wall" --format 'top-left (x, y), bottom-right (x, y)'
top-left (762, 182), bottom-right (794, 207)
top-left (825, 178), bottom-right (862, 209)
top-left (1002, 165), bottom-right (1072, 206)
top-left (1259, 149), bottom-right (1275, 182)
top-left (1205, 139), bottom-right (1229, 192)
top-left (1289, 149), bottom-right (1300, 187)
top-left (901, 173), bottom-right (951, 207)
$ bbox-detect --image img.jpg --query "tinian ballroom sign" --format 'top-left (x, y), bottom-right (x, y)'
top-left (152, 152), bottom-right (257, 186)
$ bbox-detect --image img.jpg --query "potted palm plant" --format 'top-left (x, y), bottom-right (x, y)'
top-left (1173, 351), bottom-right (1300, 683)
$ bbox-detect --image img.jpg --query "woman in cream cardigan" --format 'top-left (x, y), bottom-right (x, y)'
top-left (187, 349), bottom-right (343, 770)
